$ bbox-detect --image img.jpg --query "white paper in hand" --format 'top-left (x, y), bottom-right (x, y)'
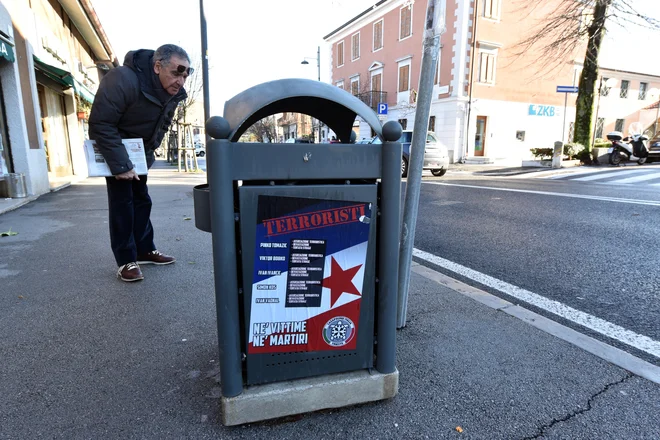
top-left (84, 139), bottom-right (148, 177)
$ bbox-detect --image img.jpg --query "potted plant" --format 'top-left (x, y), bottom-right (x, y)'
top-left (75, 94), bottom-right (92, 120)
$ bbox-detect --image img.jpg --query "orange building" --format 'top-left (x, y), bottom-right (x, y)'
top-left (324, 0), bottom-right (660, 163)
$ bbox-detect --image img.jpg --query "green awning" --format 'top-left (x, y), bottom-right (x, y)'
top-left (73, 78), bottom-right (95, 104)
top-left (33, 56), bottom-right (74, 88)
top-left (0, 41), bottom-right (14, 63)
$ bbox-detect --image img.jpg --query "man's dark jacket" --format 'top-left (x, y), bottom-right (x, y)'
top-left (88, 50), bottom-right (187, 175)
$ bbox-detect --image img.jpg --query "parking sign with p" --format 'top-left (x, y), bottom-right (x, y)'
top-left (377, 103), bottom-right (388, 115)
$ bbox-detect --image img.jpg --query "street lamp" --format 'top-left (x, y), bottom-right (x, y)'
top-left (301, 46), bottom-right (320, 81)
top-left (649, 87), bottom-right (660, 137)
top-left (301, 46), bottom-right (322, 142)
top-left (593, 77), bottom-right (618, 145)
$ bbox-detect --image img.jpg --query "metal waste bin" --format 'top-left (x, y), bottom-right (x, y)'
top-left (194, 78), bottom-right (403, 399)
top-left (0, 173), bottom-right (27, 198)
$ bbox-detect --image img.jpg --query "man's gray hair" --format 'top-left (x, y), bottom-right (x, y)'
top-left (154, 44), bottom-right (191, 66)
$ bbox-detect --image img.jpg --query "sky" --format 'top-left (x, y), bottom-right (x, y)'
top-left (92, 0), bottom-right (376, 116)
top-left (92, 0), bottom-right (660, 117)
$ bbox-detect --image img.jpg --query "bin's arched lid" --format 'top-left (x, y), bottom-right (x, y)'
top-left (222, 78), bottom-right (383, 143)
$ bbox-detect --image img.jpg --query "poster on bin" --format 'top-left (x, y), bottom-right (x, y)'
top-left (248, 195), bottom-right (372, 354)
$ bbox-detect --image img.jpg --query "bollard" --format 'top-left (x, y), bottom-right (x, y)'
top-left (552, 141), bottom-right (563, 169)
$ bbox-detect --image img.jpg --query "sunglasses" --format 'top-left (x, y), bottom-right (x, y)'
top-left (174, 64), bottom-right (194, 75)
top-left (156, 59), bottom-right (194, 77)
top-left (168, 64), bottom-right (194, 78)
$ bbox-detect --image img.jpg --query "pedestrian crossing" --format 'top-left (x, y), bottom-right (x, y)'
top-left (542, 167), bottom-right (660, 187)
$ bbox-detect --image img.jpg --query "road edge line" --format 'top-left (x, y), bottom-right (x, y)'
top-left (411, 263), bottom-right (660, 385)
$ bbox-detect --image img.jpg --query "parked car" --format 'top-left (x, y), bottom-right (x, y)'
top-left (284, 137), bottom-right (314, 144)
top-left (195, 142), bottom-right (205, 157)
top-left (648, 132), bottom-right (660, 163)
top-left (362, 131), bottom-right (449, 177)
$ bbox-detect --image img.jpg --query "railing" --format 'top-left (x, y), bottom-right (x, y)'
top-left (356, 91), bottom-right (388, 112)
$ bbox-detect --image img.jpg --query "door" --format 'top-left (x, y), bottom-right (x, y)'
top-left (38, 84), bottom-right (73, 177)
top-left (475, 116), bottom-right (487, 157)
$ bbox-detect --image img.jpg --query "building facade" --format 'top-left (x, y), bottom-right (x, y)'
top-left (0, 0), bottom-right (117, 198)
top-left (589, 68), bottom-right (660, 141)
top-left (324, 0), bottom-right (660, 163)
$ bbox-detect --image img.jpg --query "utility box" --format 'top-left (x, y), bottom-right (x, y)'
top-left (194, 79), bottom-right (402, 424)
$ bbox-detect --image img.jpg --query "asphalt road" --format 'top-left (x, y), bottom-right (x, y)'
top-left (412, 171), bottom-right (660, 364)
top-left (1, 165), bottom-right (659, 438)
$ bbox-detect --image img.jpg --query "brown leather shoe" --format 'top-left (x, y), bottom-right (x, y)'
top-left (117, 262), bottom-right (144, 282)
top-left (137, 250), bottom-right (176, 265)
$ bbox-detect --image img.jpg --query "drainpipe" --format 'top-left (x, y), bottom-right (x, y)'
top-left (463, 0), bottom-right (479, 162)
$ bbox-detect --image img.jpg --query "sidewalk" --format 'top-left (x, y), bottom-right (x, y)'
top-left (0, 163), bottom-right (658, 439)
top-left (446, 162), bottom-right (589, 177)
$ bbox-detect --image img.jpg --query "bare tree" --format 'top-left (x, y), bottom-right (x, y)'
top-left (246, 116), bottom-right (279, 142)
top-left (514, 0), bottom-right (659, 151)
top-left (177, 57), bottom-right (203, 124)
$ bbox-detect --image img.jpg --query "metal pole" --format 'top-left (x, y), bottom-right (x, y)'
top-left (208, 138), bottom-right (243, 397)
top-left (592, 76), bottom-right (603, 146)
top-left (316, 45), bottom-right (320, 82)
top-left (200, 0), bottom-right (211, 140)
top-left (561, 92), bottom-right (568, 144)
top-left (463, 0), bottom-right (479, 162)
top-left (377, 139), bottom-right (402, 373)
top-left (317, 45), bottom-right (323, 142)
top-left (397, 0), bottom-right (444, 328)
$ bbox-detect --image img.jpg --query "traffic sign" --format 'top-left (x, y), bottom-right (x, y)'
top-left (557, 86), bottom-right (578, 93)
top-left (377, 103), bottom-right (388, 115)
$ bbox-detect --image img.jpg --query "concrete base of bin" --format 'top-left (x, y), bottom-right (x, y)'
top-left (221, 369), bottom-right (399, 426)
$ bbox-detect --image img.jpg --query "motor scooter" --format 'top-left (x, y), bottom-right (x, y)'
top-left (607, 122), bottom-right (649, 166)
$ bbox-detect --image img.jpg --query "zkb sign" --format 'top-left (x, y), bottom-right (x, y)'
top-left (528, 105), bottom-right (556, 117)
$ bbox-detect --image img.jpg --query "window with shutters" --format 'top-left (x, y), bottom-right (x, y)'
top-left (351, 32), bottom-right (360, 61)
top-left (373, 19), bottom-right (383, 51)
top-left (337, 41), bottom-right (344, 67)
top-left (336, 80), bottom-right (344, 90)
top-left (400, 5), bottom-right (412, 40)
top-left (351, 77), bottom-right (360, 96)
top-left (620, 80), bottom-right (629, 99)
top-left (478, 50), bottom-right (497, 84)
top-left (398, 64), bottom-right (410, 92)
top-left (371, 73), bottom-right (382, 92)
top-left (398, 119), bottom-right (408, 130)
top-left (483, 0), bottom-right (501, 19)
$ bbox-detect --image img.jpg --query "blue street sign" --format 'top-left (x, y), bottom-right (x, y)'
top-left (377, 103), bottom-right (388, 115)
top-left (556, 86), bottom-right (579, 93)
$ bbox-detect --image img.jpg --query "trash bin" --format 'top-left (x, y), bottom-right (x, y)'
top-left (0, 173), bottom-right (27, 198)
top-left (194, 78), bottom-right (403, 400)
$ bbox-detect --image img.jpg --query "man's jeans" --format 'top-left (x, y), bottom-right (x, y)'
top-left (105, 175), bottom-right (156, 266)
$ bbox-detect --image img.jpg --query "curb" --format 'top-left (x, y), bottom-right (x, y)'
top-left (411, 263), bottom-right (660, 385)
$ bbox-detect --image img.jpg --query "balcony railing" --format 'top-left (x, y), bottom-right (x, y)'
top-left (356, 91), bottom-right (388, 112)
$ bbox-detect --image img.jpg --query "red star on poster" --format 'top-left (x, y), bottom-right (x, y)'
top-left (323, 257), bottom-right (363, 307)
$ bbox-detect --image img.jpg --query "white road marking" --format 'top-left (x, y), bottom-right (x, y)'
top-left (425, 182), bottom-right (660, 207)
top-left (610, 172), bottom-right (660, 185)
top-left (412, 248), bottom-right (660, 358)
top-left (572, 169), bottom-right (650, 181)
top-left (546, 169), bottom-right (613, 179)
